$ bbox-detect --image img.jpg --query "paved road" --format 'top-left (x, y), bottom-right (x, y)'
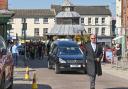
top-left (13, 56), bottom-right (128, 89)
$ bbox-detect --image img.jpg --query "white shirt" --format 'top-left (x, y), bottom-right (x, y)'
top-left (12, 45), bottom-right (18, 54)
top-left (91, 42), bottom-right (96, 52)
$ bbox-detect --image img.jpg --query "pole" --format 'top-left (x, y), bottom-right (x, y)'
top-left (22, 18), bottom-right (27, 66)
top-left (124, 0), bottom-right (127, 57)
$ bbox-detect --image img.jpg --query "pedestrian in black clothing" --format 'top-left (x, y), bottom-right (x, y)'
top-left (38, 44), bottom-right (42, 60)
top-left (83, 34), bottom-right (103, 89)
top-left (116, 43), bottom-right (122, 61)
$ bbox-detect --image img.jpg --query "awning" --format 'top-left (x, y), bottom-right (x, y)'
top-left (47, 24), bottom-right (85, 36)
top-left (112, 36), bottom-right (123, 41)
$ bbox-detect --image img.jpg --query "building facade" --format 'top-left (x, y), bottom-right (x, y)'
top-left (115, 0), bottom-right (128, 55)
top-left (122, 0), bottom-right (128, 33)
top-left (10, 5), bottom-right (112, 46)
top-left (0, 0), bottom-right (8, 9)
top-left (116, 0), bottom-right (122, 38)
top-left (10, 9), bottom-right (55, 40)
top-left (0, 0), bottom-right (14, 40)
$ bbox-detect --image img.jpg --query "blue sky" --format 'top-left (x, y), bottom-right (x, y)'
top-left (8, 0), bottom-right (116, 16)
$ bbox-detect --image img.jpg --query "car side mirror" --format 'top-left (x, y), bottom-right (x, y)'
top-left (1, 48), bottom-right (7, 55)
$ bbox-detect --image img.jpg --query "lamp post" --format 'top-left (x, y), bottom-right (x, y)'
top-left (22, 18), bottom-right (27, 66)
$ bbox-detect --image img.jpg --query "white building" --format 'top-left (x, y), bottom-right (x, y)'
top-left (10, 5), bottom-right (112, 46)
top-left (10, 9), bottom-right (55, 40)
top-left (116, 0), bottom-right (122, 40)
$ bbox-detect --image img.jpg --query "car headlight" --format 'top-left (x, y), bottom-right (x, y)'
top-left (59, 58), bottom-right (66, 63)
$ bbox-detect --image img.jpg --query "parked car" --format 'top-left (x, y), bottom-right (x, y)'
top-left (48, 39), bottom-right (86, 74)
top-left (0, 36), bottom-right (13, 89)
top-left (17, 45), bottom-right (25, 55)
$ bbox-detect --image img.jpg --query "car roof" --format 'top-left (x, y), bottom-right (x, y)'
top-left (0, 36), bottom-right (6, 49)
top-left (53, 40), bottom-right (78, 47)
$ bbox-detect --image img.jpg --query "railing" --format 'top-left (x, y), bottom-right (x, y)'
top-left (111, 56), bottom-right (128, 70)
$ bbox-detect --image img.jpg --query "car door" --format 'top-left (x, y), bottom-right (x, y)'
top-left (0, 36), bottom-right (13, 88)
top-left (52, 47), bottom-right (58, 63)
top-left (4, 51), bottom-right (13, 87)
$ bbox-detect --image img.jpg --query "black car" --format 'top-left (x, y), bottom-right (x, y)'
top-left (48, 39), bottom-right (86, 74)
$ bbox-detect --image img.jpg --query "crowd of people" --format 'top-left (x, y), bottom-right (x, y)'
top-left (25, 41), bottom-right (46, 60)
top-left (7, 40), bottom-right (49, 66)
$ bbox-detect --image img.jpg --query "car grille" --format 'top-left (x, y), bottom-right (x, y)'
top-left (66, 60), bottom-right (84, 63)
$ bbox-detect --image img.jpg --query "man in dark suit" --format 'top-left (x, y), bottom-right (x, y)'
top-left (84, 34), bottom-right (103, 89)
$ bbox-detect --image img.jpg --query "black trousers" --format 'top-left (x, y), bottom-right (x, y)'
top-left (89, 75), bottom-right (96, 89)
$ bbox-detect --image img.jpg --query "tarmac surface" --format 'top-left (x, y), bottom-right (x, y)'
top-left (13, 56), bottom-right (128, 89)
top-left (102, 63), bottom-right (128, 80)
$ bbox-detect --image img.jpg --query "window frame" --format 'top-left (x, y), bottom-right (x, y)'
top-left (95, 18), bottom-right (99, 24)
top-left (88, 18), bottom-right (91, 25)
top-left (81, 18), bottom-right (84, 24)
top-left (88, 28), bottom-right (91, 34)
top-left (34, 28), bottom-right (39, 36)
top-left (101, 27), bottom-right (105, 35)
top-left (34, 18), bottom-right (40, 24)
top-left (102, 18), bottom-right (105, 24)
top-left (43, 18), bottom-right (48, 24)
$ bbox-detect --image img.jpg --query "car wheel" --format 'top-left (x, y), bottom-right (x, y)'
top-left (0, 74), bottom-right (5, 89)
top-left (55, 64), bottom-right (60, 74)
top-left (83, 68), bottom-right (87, 74)
top-left (7, 77), bottom-right (13, 89)
top-left (48, 60), bottom-right (52, 69)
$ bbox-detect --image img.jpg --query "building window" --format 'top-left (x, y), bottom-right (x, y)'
top-left (95, 27), bottom-right (99, 34)
top-left (88, 18), bottom-right (91, 24)
top-left (102, 18), bottom-right (105, 24)
top-left (88, 28), bottom-right (91, 34)
top-left (57, 18), bottom-right (79, 25)
top-left (81, 18), bottom-right (84, 24)
top-left (43, 18), bottom-right (48, 24)
top-left (101, 27), bottom-right (105, 35)
top-left (43, 28), bottom-right (48, 34)
top-left (95, 18), bottom-right (99, 24)
top-left (34, 28), bottom-right (39, 36)
top-left (34, 18), bottom-right (39, 24)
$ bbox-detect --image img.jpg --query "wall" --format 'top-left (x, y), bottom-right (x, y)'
top-left (0, 0), bottom-right (8, 9)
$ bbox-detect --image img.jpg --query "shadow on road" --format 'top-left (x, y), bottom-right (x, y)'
top-left (14, 84), bottom-right (52, 89)
top-left (61, 71), bottom-right (86, 75)
top-left (28, 56), bottom-right (48, 68)
top-left (106, 87), bottom-right (128, 89)
top-left (17, 55), bottom-right (48, 68)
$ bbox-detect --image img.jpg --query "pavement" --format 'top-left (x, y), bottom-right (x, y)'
top-left (12, 56), bottom-right (128, 89)
top-left (102, 63), bottom-right (128, 80)
top-left (14, 55), bottom-right (128, 82)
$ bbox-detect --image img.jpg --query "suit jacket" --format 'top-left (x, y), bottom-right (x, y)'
top-left (84, 42), bottom-right (103, 76)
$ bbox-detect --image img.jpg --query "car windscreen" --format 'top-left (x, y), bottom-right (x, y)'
top-left (0, 38), bottom-right (6, 49)
top-left (59, 47), bottom-right (82, 55)
top-left (17, 46), bottom-right (24, 49)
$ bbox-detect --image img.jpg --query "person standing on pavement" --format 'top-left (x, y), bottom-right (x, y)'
top-left (83, 34), bottom-right (103, 89)
top-left (11, 41), bottom-right (19, 66)
top-left (115, 43), bottom-right (122, 61)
